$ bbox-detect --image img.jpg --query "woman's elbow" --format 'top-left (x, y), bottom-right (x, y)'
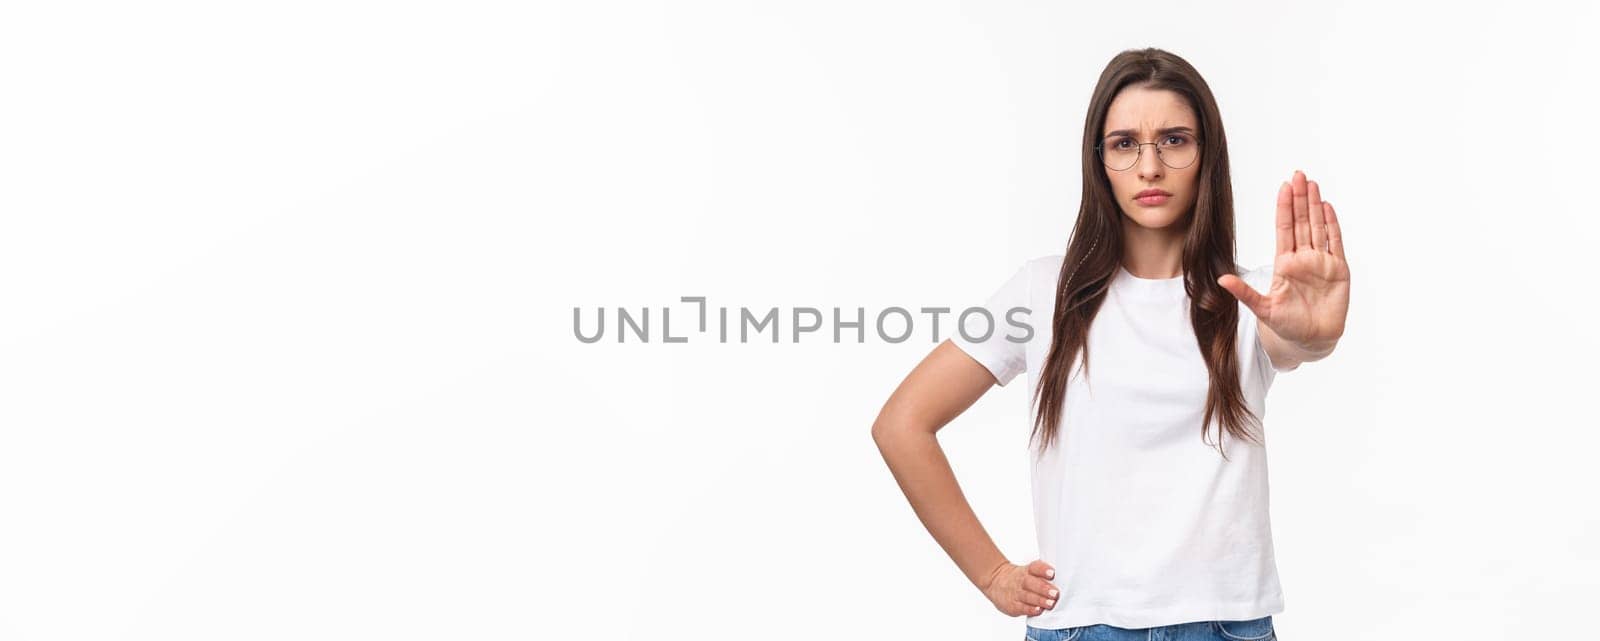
top-left (871, 415), bottom-right (899, 449)
top-left (872, 411), bottom-right (919, 451)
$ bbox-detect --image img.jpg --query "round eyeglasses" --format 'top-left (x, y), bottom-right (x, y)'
top-left (1095, 132), bottom-right (1201, 171)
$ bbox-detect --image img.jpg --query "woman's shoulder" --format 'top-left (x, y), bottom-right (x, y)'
top-left (1013, 254), bottom-right (1067, 296)
top-left (1022, 254), bottom-right (1067, 279)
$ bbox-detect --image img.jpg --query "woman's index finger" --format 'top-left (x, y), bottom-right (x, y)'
top-left (1275, 180), bottom-right (1295, 256)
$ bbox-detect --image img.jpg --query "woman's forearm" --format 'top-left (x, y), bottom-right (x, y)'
top-left (874, 426), bottom-right (1010, 591)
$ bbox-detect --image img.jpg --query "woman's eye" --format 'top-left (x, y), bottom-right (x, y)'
top-left (1164, 135), bottom-right (1187, 146)
top-left (1113, 139), bottom-right (1133, 149)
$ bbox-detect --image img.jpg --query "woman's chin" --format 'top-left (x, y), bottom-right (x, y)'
top-left (1122, 210), bottom-right (1187, 230)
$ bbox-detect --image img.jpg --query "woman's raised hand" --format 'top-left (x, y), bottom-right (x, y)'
top-left (1219, 170), bottom-right (1351, 353)
top-left (981, 559), bottom-right (1060, 617)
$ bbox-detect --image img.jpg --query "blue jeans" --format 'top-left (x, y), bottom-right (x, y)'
top-left (1025, 615), bottom-right (1275, 641)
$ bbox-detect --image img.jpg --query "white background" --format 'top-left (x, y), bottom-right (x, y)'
top-left (2, 1), bottom-right (1597, 639)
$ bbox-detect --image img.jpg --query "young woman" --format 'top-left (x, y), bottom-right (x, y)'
top-left (871, 48), bottom-right (1350, 641)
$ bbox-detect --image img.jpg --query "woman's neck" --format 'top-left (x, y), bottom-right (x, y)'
top-left (1119, 218), bottom-right (1186, 279)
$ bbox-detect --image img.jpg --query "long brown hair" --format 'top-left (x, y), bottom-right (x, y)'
top-left (1030, 47), bottom-right (1260, 461)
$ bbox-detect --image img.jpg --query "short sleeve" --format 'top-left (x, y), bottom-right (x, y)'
top-left (1242, 263), bottom-right (1298, 381)
top-left (949, 260), bottom-right (1033, 387)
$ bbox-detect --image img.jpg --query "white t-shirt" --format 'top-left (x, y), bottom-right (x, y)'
top-left (950, 254), bottom-right (1294, 629)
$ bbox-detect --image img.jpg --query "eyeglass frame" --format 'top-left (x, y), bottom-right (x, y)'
top-left (1093, 132), bottom-right (1203, 171)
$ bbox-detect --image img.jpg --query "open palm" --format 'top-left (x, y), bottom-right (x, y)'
top-left (1220, 170), bottom-right (1350, 350)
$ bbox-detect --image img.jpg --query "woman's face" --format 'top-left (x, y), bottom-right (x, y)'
top-left (1101, 86), bottom-right (1202, 230)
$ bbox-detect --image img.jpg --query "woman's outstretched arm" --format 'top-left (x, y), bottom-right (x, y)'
top-left (1220, 169), bottom-right (1351, 370)
top-left (871, 339), bottom-right (1060, 618)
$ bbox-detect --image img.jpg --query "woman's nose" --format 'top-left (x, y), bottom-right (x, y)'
top-left (1137, 146), bottom-right (1164, 180)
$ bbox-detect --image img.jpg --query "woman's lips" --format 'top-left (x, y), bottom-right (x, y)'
top-left (1135, 194), bottom-right (1170, 206)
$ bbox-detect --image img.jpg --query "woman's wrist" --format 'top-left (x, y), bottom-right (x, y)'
top-left (976, 556), bottom-right (1011, 592)
top-left (1288, 336), bottom-right (1338, 361)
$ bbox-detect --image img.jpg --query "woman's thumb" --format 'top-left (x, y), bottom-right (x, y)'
top-left (1218, 274), bottom-right (1266, 316)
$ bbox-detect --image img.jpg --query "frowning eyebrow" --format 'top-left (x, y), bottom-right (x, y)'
top-left (1103, 126), bottom-right (1195, 138)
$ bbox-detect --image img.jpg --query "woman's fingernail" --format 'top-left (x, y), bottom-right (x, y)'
top-left (1046, 569), bottom-right (1055, 578)
top-left (1049, 589), bottom-right (1058, 597)
top-left (1046, 599), bottom-right (1055, 608)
